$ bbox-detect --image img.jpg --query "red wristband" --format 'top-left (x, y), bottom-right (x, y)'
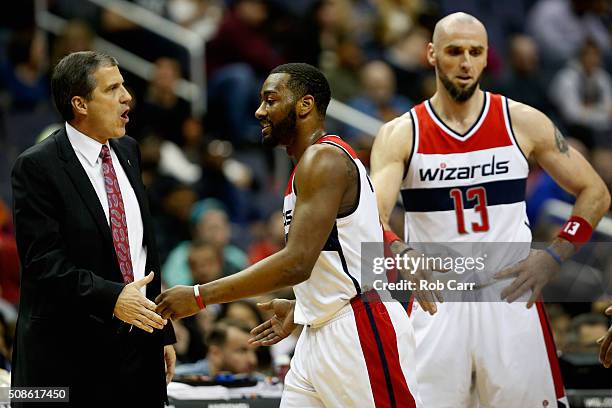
top-left (558, 216), bottom-right (593, 249)
top-left (383, 230), bottom-right (402, 244)
top-left (193, 285), bottom-right (205, 310)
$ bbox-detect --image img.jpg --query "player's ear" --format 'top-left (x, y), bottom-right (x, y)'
top-left (426, 42), bottom-right (436, 67)
top-left (298, 95), bottom-right (315, 118)
top-left (71, 96), bottom-right (88, 116)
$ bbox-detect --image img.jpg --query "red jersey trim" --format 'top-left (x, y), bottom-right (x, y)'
top-left (316, 135), bottom-right (358, 159)
top-left (284, 167), bottom-right (297, 196)
top-left (415, 93), bottom-right (514, 155)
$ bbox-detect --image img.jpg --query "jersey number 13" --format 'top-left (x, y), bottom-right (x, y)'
top-left (449, 187), bottom-right (490, 234)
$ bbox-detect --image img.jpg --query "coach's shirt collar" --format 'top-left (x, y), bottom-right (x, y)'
top-left (65, 122), bottom-right (110, 167)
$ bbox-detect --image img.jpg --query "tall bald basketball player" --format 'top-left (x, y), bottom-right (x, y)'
top-left (370, 13), bottom-right (610, 408)
top-left (156, 63), bottom-right (422, 407)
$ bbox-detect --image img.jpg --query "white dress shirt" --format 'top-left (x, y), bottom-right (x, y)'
top-left (65, 123), bottom-right (147, 291)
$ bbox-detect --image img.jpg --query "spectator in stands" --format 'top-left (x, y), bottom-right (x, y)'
top-left (0, 200), bottom-right (12, 237)
top-left (0, 28), bottom-right (49, 112)
top-left (218, 300), bottom-right (273, 373)
top-left (175, 319), bottom-right (258, 377)
top-left (181, 116), bottom-right (206, 161)
top-left (163, 199), bottom-right (248, 287)
top-left (172, 241), bottom-right (223, 363)
top-left (138, 128), bottom-right (202, 189)
top-left (218, 300), bottom-right (264, 329)
top-left (494, 34), bottom-right (550, 114)
top-left (0, 200), bottom-right (19, 306)
top-left (206, 0), bottom-right (284, 143)
top-left (0, 313), bottom-right (12, 372)
top-left (383, 26), bottom-right (432, 103)
top-left (130, 57), bottom-right (191, 144)
top-left (195, 139), bottom-right (256, 225)
top-left (50, 19), bottom-right (94, 67)
top-left (373, 0), bottom-right (424, 48)
top-left (149, 175), bottom-right (198, 263)
top-left (568, 313), bottom-right (609, 353)
top-left (345, 60), bottom-right (412, 145)
top-left (189, 240), bottom-right (223, 285)
top-left (546, 303), bottom-right (572, 353)
top-left (172, 307), bottom-right (216, 364)
top-left (527, 0), bottom-right (611, 69)
top-left (287, 0), bottom-right (358, 67)
top-left (167, 0), bottom-right (224, 41)
top-left (549, 38), bottom-right (612, 149)
top-left (248, 210), bottom-right (284, 264)
top-left (597, 303), bottom-right (612, 367)
top-left (99, 0), bottom-right (185, 65)
top-left (192, 200), bottom-right (248, 272)
top-left (322, 35), bottom-right (364, 103)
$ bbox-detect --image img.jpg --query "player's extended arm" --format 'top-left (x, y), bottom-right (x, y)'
top-left (155, 145), bottom-right (351, 320)
top-left (496, 101), bottom-right (611, 307)
top-left (370, 114), bottom-right (413, 254)
top-left (370, 114), bottom-right (442, 314)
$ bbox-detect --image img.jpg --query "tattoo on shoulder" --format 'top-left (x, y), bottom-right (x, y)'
top-left (554, 126), bottom-right (570, 156)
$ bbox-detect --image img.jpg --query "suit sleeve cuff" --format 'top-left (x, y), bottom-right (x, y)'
top-left (163, 321), bottom-right (176, 345)
top-left (90, 277), bottom-right (125, 322)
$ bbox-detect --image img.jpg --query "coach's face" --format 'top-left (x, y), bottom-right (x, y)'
top-left (77, 65), bottom-right (132, 143)
top-left (255, 73), bottom-right (297, 148)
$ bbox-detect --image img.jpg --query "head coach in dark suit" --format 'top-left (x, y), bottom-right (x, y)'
top-left (10, 51), bottom-right (176, 407)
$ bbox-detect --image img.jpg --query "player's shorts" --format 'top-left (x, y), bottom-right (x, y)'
top-left (281, 293), bottom-right (422, 408)
top-left (410, 284), bottom-right (569, 408)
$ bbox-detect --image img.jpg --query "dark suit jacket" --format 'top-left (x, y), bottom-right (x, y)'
top-left (10, 127), bottom-right (175, 407)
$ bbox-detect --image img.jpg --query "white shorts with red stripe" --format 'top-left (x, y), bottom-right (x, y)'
top-left (281, 296), bottom-right (422, 408)
top-left (410, 299), bottom-right (569, 408)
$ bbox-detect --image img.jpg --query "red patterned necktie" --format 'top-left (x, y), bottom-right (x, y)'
top-left (100, 145), bottom-right (134, 283)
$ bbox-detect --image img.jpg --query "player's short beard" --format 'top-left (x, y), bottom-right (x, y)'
top-left (262, 108), bottom-right (297, 148)
top-left (437, 64), bottom-right (482, 103)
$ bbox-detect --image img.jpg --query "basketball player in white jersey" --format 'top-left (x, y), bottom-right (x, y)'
top-left (156, 63), bottom-right (422, 407)
top-left (370, 12), bottom-right (610, 408)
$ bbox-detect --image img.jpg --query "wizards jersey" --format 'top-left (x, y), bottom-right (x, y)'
top-left (283, 135), bottom-right (383, 325)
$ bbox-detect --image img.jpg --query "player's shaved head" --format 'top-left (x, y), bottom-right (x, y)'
top-left (432, 12), bottom-right (487, 49)
top-left (427, 13), bottom-right (489, 103)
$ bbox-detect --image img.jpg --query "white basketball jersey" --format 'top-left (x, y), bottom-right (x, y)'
top-left (283, 135), bottom-right (383, 326)
top-left (401, 93), bottom-right (531, 283)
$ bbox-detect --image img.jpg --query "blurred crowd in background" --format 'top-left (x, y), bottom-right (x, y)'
top-left (0, 0), bottom-right (612, 384)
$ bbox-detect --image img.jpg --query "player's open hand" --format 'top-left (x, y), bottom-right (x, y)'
top-left (248, 299), bottom-right (297, 346)
top-left (155, 285), bottom-right (201, 320)
top-left (114, 272), bottom-right (167, 333)
top-left (495, 249), bottom-right (560, 308)
top-left (398, 249), bottom-right (446, 316)
top-left (597, 305), bottom-right (612, 368)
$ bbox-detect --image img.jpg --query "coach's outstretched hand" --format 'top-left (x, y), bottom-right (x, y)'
top-left (597, 305), bottom-right (612, 368)
top-left (156, 285), bottom-right (201, 320)
top-left (495, 249), bottom-right (560, 308)
top-left (249, 299), bottom-right (297, 346)
top-left (114, 272), bottom-right (167, 333)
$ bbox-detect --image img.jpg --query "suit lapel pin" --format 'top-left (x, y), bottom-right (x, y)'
top-left (127, 159), bottom-right (131, 166)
